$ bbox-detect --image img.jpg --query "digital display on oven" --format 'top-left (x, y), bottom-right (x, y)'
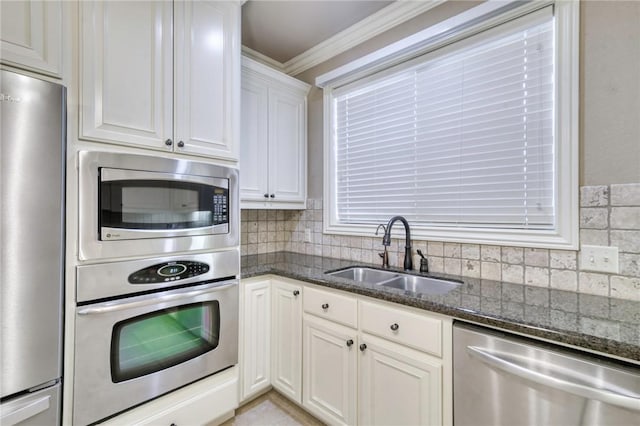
top-left (128, 261), bottom-right (209, 284)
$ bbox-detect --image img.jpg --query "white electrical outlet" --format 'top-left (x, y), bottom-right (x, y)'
top-left (304, 228), bottom-right (312, 243)
top-left (580, 245), bottom-right (619, 274)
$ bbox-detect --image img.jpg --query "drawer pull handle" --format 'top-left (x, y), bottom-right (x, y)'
top-left (359, 343), bottom-right (367, 352)
top-left (346, 339), bottom-right (354, 347)
top-left (321, 303), bottom-right (329, 310)
top-left (390, 323), bottom-right (399, 331)
top-left (293, 290), bottom-right (300, 296)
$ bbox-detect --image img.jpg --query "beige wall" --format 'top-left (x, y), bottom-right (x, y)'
top-left (580, 1), bottom-right (640, 185)
top-left (295, 0), bottom-right (640, 199)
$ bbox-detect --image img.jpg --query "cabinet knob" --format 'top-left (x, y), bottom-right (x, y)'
top-left (177, 140), bottom-right (185, 148)
top-left (321, 303), bottom-right (329, 310)
top-left (270, 194), bottom-right (275, 198)
top-left (359, 343), bottom-right (367, 352)
top-left (346, 339), bottom-right (354, 347)
top-left (390, 323), bottom-right (399, 331)
top-left (170, 423), bottom-right (177, 426)
top-left (165, 138), bottom-right (173, 146)
top-left (264, 193), bottom-right (269, 198)
top-left (293, 290), bottom-right (300, 296)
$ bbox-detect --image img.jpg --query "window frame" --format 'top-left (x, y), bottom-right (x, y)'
top-left (321, 0), bottom-right (579, 249)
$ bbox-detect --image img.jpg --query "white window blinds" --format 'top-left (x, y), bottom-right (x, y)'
top-left (333, 9), bottom-right (555, 230)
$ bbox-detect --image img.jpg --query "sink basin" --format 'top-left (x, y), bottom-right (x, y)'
top-left (325, 266), bottom-right (462, 295)
top-left (379, 275), bottom-right (462, 295)
top-left (327, 267), bottom-right (398, 283)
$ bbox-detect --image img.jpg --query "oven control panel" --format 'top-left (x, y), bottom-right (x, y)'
top-left (128, 261), bottom-right (210, 284)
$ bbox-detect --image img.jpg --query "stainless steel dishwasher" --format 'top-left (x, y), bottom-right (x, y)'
top-left (453, 322), bottom-right (640, 426)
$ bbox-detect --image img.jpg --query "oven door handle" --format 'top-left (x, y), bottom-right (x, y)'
top-left (77, 282), bottom-right (236, 315)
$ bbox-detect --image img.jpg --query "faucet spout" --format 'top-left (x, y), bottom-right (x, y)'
top-left (382, 216), bottom-right (413, 271)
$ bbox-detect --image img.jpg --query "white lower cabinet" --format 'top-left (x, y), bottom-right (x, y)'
top-left (303, 315), bottom-right (358, 425)
top-left (240, 277), bottom-right (452, 425)
top-left (359, 334), bottom-right (442, 426)
top-left (240, 278), bottom-right (271, 401)
top-left (271, 279), bottom-right (303, 403)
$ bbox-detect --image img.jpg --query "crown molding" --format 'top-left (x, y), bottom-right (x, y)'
top-left (242, 56), bottom-right (311, 94)
top-left (241, 45), bottom-right (286, 72)
top-left (282, 0), bottom-right (446, 77)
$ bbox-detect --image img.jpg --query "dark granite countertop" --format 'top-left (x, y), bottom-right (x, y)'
top-left (241, 251), bottom-right (640, 363)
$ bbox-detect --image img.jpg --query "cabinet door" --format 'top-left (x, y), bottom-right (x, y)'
top-left (268, 87), bottom-right (306, 203)
top-left (271, 279), bottom-right (303, 403)
top-left (240, 279), bottom-right (271, 401)
top-left (240, 75), bottom-right (269, 202)
top-left (80, 1), bottom-right (172, 149)
top-left (174, 0), bottom-right (240, 160)
top-left (0, 0), bottom-right (62, 77)
top-left (303, 315), bottom-right (357, 426)
top-left (359, 334), bottom-right (442, 426)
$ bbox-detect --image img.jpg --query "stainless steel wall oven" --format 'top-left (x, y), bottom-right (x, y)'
top-left (79, 151), bottom-right (239, 260)
top-left (73, 251), bottom-right (239, 425)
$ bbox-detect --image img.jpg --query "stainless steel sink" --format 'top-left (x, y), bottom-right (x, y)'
top-left (327, 267), bottom-right (398, 283)
top-left (325, 266), bottom-right (462, 295)
top-left (379, 275), bottom-right (462, 295)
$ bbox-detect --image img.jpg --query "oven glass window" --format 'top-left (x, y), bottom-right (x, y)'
top-left (111, 302), bottom-right (220, 382)
top-left (100, 179), bottom-right (228, 231)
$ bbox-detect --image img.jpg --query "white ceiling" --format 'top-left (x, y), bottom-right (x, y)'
top-left (241, 1), bottom-right (393, 64)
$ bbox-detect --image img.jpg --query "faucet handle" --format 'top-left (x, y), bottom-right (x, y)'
top-left (375, 224), bottom-right (387, 236)
top-left (378, 248), bottom-right (389, 268)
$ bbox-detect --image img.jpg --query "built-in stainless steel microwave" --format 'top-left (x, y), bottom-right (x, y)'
top-left (79, 151), bottom-right (239, 260)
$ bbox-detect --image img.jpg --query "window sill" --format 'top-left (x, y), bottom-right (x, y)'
top-left (323, 221), bottom-right (578, 250)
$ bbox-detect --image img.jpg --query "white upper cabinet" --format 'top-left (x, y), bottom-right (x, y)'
top-left (0, 0), bottom-right (63, 78)
top-left (80, 0), bottom-right (240, 161)
top-left (174, 1), bottom-right (239, 159)
top-left (80, 1), bottom-right (173, 150)
top-left (241, 56), bottom-right (310, 209)
top-left (239, 76), bottom-right (270, 200)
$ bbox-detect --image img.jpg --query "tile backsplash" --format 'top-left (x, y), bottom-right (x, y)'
top-left (241, 184), bottom-right (640, 300)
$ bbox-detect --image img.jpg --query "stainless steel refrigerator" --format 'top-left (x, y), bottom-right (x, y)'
top-left (0, 70), bottom-right (65, 425)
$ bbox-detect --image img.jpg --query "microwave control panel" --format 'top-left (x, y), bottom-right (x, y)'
top-left (212, 188), bottom-right (228, 225)
top-left (128, 261), bottom-right (210, 284)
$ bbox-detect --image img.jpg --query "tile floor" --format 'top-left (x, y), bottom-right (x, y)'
top-left (222, 391), bottom-right (324, 426)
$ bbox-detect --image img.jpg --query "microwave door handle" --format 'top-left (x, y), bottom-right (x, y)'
top-left (77, 282), bottom-right (236, 315)
top-left (100, 168), bottom-right (228, 189)
top-left (466, 346), bottom-right (640, 412)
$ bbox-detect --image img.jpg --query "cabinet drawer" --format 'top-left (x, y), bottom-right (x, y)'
top-left (360, 300), bottom-right (442, 357)
top-left (304, 286), bottom-right (357, 328)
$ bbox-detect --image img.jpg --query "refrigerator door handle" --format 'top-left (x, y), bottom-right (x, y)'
top-left (467, 346), bottom-right (640, 412)
top-left (0, 395), bottom-right (50, 426)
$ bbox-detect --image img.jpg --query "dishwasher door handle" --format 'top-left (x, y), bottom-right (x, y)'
top-left (467, 346), bottom-right (640, 412)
